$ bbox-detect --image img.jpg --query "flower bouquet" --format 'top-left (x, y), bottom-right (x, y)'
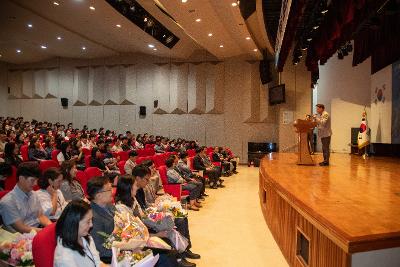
top-left (154, 195), bottom-right (187, 219)
top-left (99, 211), bottom-right (149, 251)
top-left (142, 207), bottom-right (175, 232)
top-left (0, 229), bottom-right (36, 267)
top-left (111, 247), bottom-right (159, 267)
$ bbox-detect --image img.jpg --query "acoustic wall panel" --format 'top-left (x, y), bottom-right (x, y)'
top-left (22, 70), bottom-right (34, 98)
top-left (188, 63), bottom-right (206, 114)
top-left (33, 69), bottom-right (45, 98)
top-left (87, 106), bottom-right (104, 129)
top-left (153, 64), bottom-right (170, 114)
top-left (44, 68), bottom-right (58, 98)
top-left (72, 106), bottom-right (87, 129)
top-left (7, 70), bottom-right (22, 99)
top-left (104, 65), bottom-right (120, 105)
top-left (259, 83), bottom-right (270, 122)
top-left (169, 63), bottom-right (188, 114)
top-left (205, 62), bottom-right (224, 114)
top-left (120, 65), bottom-right (136, 105)
top-left (88, 66), bottom-right (104, 106)
top-left (42, 98), bottom-right (59, 122)
top-left (242, 62), bottom-right (261, 122)
top-left (103, 105), bottom-right (120, 132)
top-left (72, 67), bottom-right (89, 106)
top-left (118, 105), bottom-right (136, 133)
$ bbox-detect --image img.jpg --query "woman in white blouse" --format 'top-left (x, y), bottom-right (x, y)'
top-left (54, 200), bottom-right (102, 267)
top-left (36, 167), bottom-right (67, 221)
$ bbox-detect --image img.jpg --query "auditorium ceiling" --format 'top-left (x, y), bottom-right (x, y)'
top-left (0, 0), bottom-right (262, 65)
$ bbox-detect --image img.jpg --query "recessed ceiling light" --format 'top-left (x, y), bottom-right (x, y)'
top-left (57, 36), bottom-right (62, 40)
top-left (307, 38), bottom-right (312, 41)
top-left (148, 44), bottom-right (155, 48)
top-left (208, 33), bottom-right (213, 37)
top-left (153, 48), bottom-right (157, 51)
top-left (116, 24), bottom-right (121, 28)
top-left (53, 2), bottom-right (59, 5)
top-left (195, 18), bottom-right (201, 22)
top-left (253, 49), bottom-right (258, 52)
top-left (41, 45), bottom-right (47, 49)
top-left (313, 25), bottom-right (319, 30)
top-left (16, 49), bottom-right (21, 53)
top-left (82, 46), bottom-right (86, 50)
top-left (182, 0), bottom-right (188, 2)
top-left (246, 37), bottom-right (251, 40)
top-left (89, 6), bottom-right (95, 10)
top-left (27, 24), bottom-right (33, 28)
top-left (232, 2), bottom-right (238, 6)
top-left (219, 45), bottom-right (224, 48)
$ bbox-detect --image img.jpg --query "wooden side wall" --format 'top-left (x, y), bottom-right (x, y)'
top-left (259, 172), bottom-right (350, 267)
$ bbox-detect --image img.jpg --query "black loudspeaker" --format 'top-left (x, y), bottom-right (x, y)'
top-left (154, 100), bottom-right (158, 108)
top-left (139, 106), bottom-right (146, 116)
top-left (259, 60), bottom-right (272, 84)
top-left (61, 98), bottom-right (68, 107)
top-left (351, 128), bottom-right (359, 145)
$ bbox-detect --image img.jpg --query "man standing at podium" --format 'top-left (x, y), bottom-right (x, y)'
top-left (314, 104), bottom-right (332, 166)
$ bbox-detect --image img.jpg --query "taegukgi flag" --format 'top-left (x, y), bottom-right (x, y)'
top-left (358, 110), bottom-right (370, 149)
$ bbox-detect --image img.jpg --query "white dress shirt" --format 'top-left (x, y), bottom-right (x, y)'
top-left (54, 236), bottom-right (101, 267)
top-left (36, 189), bottom-right (67, 220)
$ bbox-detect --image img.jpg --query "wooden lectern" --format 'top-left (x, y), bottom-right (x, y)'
top-left (293, 119), bottom-right (317, 165)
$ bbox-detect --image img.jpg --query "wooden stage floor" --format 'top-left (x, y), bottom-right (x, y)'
top-left (259, 153), bottom-right (400, 254)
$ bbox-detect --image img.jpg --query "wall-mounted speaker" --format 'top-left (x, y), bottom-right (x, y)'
top-left (259, 60), bottom-right (272, 84)
top-left (61, 98), bottom-right (68, 107)
top-left (139, 106), bottom-right (146, 116)
top-left (154, 100), bottom-right (158, 108)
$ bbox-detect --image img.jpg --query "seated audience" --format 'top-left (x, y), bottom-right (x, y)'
top-left (193, 147), bottom-right (222, 189)
top-left (87, 176), bottom-right (115, 264)
top-left (43, 137), bottom-right (55, 159)
top-left (124, 150), bottom-right (138, 175)
top-left (36, 167), bottom-right (67, 221)
top-left (132, 165), bottom-right (199, 266)
top-left (0, 162), bottom-right (51, 233)
top-left (154, 140), bottom-right (165, 154)
top-left (54, 200), bottom-right (102, 267)
top-left (142, 159), bottom-right (164, 196)
top-left (28, 137), bottom-right (48, 161)
top-left (111, 138), bottom-right (123, 152)
top-left (177, 152), bottom-right (207, 197)
top-left (166, 158), bottom-right (202, 211)
top-left (57, 142), bottom-right (74, 164)
top-left (60, 161), bottom-right (86, 202)
top-left (4, 142), bottom-right (22, 167)
top-left (0, 129), bottom-right (7, 154)
top-left (121, 136), bottom-right (132, 151)
top-left (212, 146), bottom-right (232, 176)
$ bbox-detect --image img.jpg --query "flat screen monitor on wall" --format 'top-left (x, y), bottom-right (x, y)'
top-left (269, 84), bottom-right (286, 105)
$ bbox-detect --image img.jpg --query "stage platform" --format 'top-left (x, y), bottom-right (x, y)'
top-left (259, 153), bottom-right (400, 267)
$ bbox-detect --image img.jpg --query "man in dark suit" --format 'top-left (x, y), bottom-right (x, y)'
top-left (193, 147), bottom-right (223, 189)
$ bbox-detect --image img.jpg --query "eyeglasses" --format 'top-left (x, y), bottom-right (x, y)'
top-left (98, 188), bottom-right (112, 194)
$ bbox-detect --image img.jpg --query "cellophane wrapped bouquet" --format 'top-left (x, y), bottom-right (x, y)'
top-left (0, 229), bottom-right (35, 266)
top-left (142, 207), bottom-right (175, 232)
top-left (154, 194), bottom-right (188, 219)
top-left (99, 211), bottom-right (159, 267)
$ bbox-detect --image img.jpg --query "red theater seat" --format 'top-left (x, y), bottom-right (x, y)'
top-left (118, 160), bottom-right (126, 175)
top-left (4, 166), bottom-right (17, 191)
top-left (85, 167), bottom-right (103, 180)
top-left (158, 166), bottom-right (189, 201)
top-left (32, 223), bottom-right (56, 267)
top-left (75, 170), bottom-right (89, 194)
top-left (20, 145), bottom-right (29, 161)
top-left (51, 149), bottom-right (60, 162)
top-left (39, 160), bottom-right (59, 173)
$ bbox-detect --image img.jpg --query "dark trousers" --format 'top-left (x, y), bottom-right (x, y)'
top-left (182, 181), bottom-right (202, 200)
top-left (321, 136), bottom-right (331, 163)
top-left (193, 175), bottom-right (206, 195)
top-left (204, 169), bottom-right (219, 183)
top-left (230, 160), bottom-right (237, 171)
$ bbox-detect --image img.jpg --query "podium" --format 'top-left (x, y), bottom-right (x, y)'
top-left (293, 119), bottom-right (317, 165)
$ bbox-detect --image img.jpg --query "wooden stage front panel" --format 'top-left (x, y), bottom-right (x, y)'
top-left (259, 153), bottom-right (400, 267)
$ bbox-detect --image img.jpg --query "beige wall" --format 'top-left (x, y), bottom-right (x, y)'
top-left (278, 59), bottom-right (312, 152)
top-left (317, 53), bottom-right (371, 153)
top-left (0, 54), bottom-right (280, 162)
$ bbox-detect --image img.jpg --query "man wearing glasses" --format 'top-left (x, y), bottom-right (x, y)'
top-left (0, 162), bottom-right (51, 233)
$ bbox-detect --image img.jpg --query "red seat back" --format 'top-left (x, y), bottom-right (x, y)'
top-left (144, 148), bottom-right (155, 156)
top-left (82, 148), bottom-right (91, 156)
top-left (20, 145), bottom-right (29, 161)
top-left (118, 160), bottom-right (126, 175)
top-left (207, 147), bottom-right (214, 154)
top-left (84, 155), bottom-right (92, 168)
top-left (75, 170), bottom-right (88, 194)
top-left (187, 157), bottom-right (195, 171)
top-left (158, 165), bottom-right (168, 185)
top-left (32, 223), bottom-right (56, 267)
top-left (39, 160), bottom-right (59, 173)
top-left (84, 167), bottom-right (103, 180)
top-left (152, 154), bottom-right (165, 168)
top-left (187, 149), bottom-right (196, 157)
top-left (51, 149), bottom-right (60, 162)
top-left (4, 166), bottom-right (17, 191)
top-left (137, 149), bottom-right (146, 157)
top-left (118, 151), bottom-right (129, 162)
